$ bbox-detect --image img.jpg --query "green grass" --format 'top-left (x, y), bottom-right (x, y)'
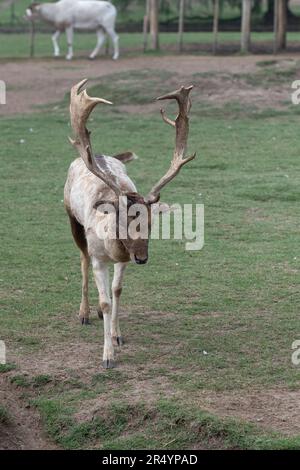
top-left (2, 31), bottom-right (300, 59)
top-left (0, 363), bottom-right (16, 373)
top-left (1, 64), bottom-right (300, 449)
top-left (0, 405), bottom-right (11, 425)
top-left (10, 374), bottom-right (31, 387)
top-left (31, 397), bottom-right (300, 450)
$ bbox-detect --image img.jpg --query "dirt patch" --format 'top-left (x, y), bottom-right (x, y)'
top-left (195, 388), bottom-right (300, 437)
top-left (3, 312), bottom-right (300, 445)
top-left (0, 375), bottom-right (59, 449)
top-left (0, 54), bottom-right (297, 115)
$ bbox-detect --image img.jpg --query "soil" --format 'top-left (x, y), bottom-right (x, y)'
top-left (0, 375), bottom-right (59, 449)
top-left (0, 53), bottom-right (296, 115)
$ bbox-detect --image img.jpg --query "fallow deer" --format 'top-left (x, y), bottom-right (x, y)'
top-left (64, 79), bottom-right (195, 368)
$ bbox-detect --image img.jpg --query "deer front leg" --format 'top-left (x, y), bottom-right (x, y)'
top-left (111, 262), bottom-right (128, 347)
top-left (52, 30), bottom-right (61, 57)
top-left (92, 257), bottom-right (115, 369)
top-left (79, 251), bottom-right (90, 325)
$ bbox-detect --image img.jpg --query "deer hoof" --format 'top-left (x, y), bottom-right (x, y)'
top-left (97, 309), bottom-right (103, 320)
top-left (80, 317), bottom-right (91, 325)
top-left (102, 359), bottom-right (115, 369)
top-left (113, 336), bottom-right (124, 347)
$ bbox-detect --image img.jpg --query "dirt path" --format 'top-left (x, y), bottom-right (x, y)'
top-left (0, 53), bottom-right (297, 115)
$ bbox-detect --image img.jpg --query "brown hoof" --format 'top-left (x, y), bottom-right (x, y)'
top-left (80, 317), bottom-right (91, 325)
top-left (97, 309), bottom-right (103, 320)
top-left (112, 336), bottom-right (124, 347)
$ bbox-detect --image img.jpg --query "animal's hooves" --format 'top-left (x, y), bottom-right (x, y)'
top-left (97, 309), bottom-right (103, 320)
top-left (89, 56), bottom-right (96, 61)
top-left (113, 336), bottom-right (124, 347)
top-left (80, 317), bottom-right (91, 325)
top-left (102, 359), bottom-right (115, 369)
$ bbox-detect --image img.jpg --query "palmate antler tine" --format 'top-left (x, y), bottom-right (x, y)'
top-left (146, 85), bottom-right (196, 203)
top-left (69, 79), bottom-right (122, 196)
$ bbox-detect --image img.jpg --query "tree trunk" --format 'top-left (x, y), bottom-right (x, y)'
top-left (265, 0), bottom-right (292, 24)
top-left (241, 0), bottom-right (251, 54)
top-left (178, 0), bottom-right (185, 52)
top-left (212, 0), bottom-right (219, 55)
top-left (273, 0), bottom-right (279, 53)
top-left (143, 0), bottom-right (150, 52)
top-left (277, 0), bottom-right (287, 50)
top-left (29, 19), bottom-right (36, 58)
top-left (149, 0), bottom-right (159, 51)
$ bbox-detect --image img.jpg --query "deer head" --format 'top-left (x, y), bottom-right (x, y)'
top-left (25, 3), bottom-right (41, 20)
top-left (69, 79), bottom-right (195, 264)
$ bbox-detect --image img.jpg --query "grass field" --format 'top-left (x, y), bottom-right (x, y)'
top-left (2, 31), bottom-right (300, 59)
top-left (1, 49), bottom-right (300, 448)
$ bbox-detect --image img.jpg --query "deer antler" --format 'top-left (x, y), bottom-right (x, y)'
top-left (146, 86), bottom-right (196, 203)
top-left (69, 79), bottom-right (122, 196)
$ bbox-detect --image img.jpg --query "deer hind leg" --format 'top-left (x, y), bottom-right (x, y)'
top-left (89, 28), bottom-right (106, 60)
top-left (65, 26), bottom-right (74, 60)
top-left (79, 252), bottom-right (90, 325)
top-left (92, 257), bottom-right (115, 369)
top-left (111, 262), bottom-right (127, 347)
top-left (105, 26), bottom-right (119, 60)
top-left (67, 213), bottom-right (90, 325)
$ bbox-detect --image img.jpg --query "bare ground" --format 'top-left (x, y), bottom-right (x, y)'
top-left (1, 308), bottom-right (300, 448)
top-left (1, 54), bottom-right (300, 449)
top-left (0, 54), bottom-right (297, 115)
top-left (0, 376), bottom-right (59, 449)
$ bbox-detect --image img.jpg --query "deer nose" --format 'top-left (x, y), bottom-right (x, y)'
top-left (134, 255), bottom-right (148, 265)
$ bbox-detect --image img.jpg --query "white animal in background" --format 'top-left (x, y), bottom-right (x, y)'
top-left (64, 80), bottom-right (195, 368)
top-left (25, 1), bottom-right (119, 60)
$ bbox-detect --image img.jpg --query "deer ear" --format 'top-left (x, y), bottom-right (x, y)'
top-left (93, 200), bottom-right (118, 213)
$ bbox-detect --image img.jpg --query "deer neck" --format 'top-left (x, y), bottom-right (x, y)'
top-left (104, 238), bottom-right (130, 263)
top-left (39, 4), bottom-right (57, 23)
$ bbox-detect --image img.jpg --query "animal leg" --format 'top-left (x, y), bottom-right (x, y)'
top-left (111, 262), bottom-right (127, 347)
top-left (105, 26), bottom-right (119, 60)
top-left (89, 29), bottom-right (106, 60)
top-left (52, 30), bottom-right (61, 57)
top-left (66, 212), bottom-right (90, 324)
top-left (65, 26), bottom-right (74, 60)
top-left (92, 257), bottom-right (115, 369)
top-left (79, 251), bottom-right (91, 325)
